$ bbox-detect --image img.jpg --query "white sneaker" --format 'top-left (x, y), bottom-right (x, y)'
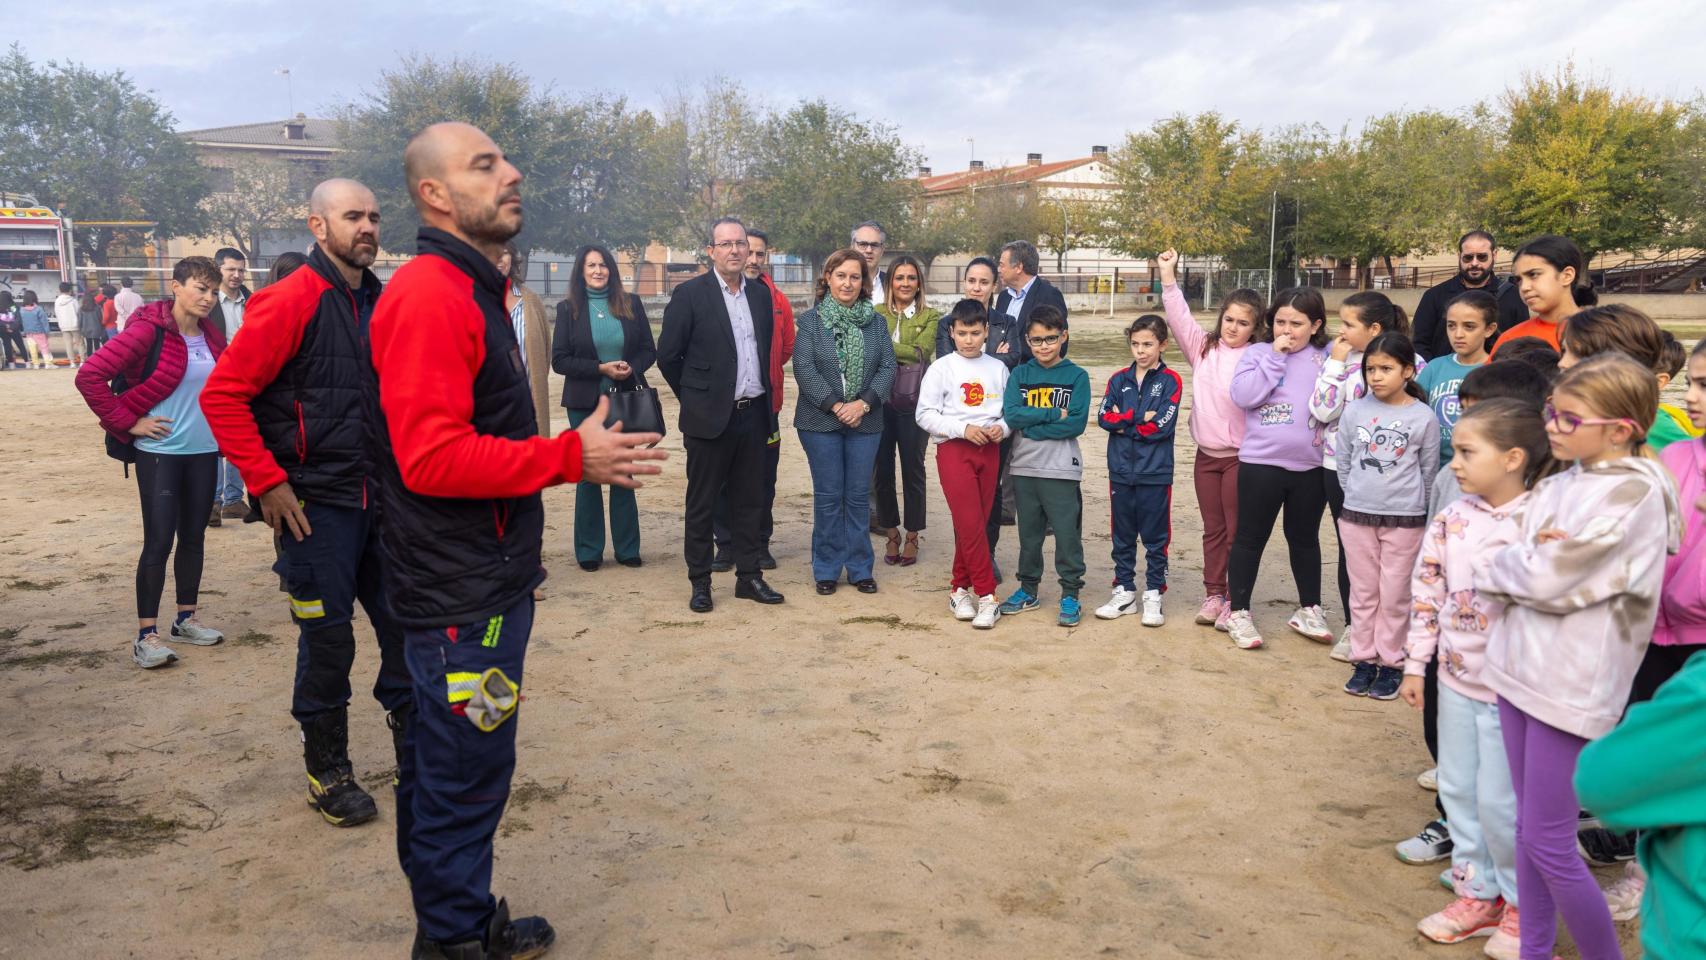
top-left (972, 594), bottom-right (1000, 629)
top-left (949, 587), bottom-right (977, 621)
top-left (1095, 586), bottom-right (1138, 620)
top-left (168, 616), bottom-right (224, 646)
top-left (1288, 604), bottom-right (1334, 643)
top-left (1330, 626), bottom-right (1353, 662)
top-left (1225, 610), bottom-right (1263, 649)
top-left (1140, 589), bottom-right (1164, 627)
top-left (132, 632), bottom-right (179, 669)
top-left (1418, 767), bottom-right (1439, 791)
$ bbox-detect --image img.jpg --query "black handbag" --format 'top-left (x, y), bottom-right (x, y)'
top-left (890, 347), bottom-right (928, 414)
top-left (104, 327), bottom-right (167, 473)
top-left (602, 374), bottom-right (666, 443)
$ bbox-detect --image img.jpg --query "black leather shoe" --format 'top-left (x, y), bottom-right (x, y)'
top-left (411, 896), bottom-right (555, 959)
top-left (689, 579), bottom-right (713, 613)
top-left (852, 579), bottom-right (878, 594)
top-left (734, 575), bottom-right (784, 604)
top-left (578, 560), bottom-right (601, 573)
top-left (617, 557), bottom-right (642, 568)
top-left (815, 580), bottom-right (837, 595)
top-left (710, 550), bottom-right (734, 573)
top-left (758, 549), bottom-right (777, 571)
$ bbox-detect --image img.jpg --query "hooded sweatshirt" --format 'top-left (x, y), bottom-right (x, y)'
top-left (1478, 456), bottom-right (1684, 739)
top-left (1229, 342), bottom-right (1327, 472)
top-left (1655, 439), bottom-right (1706, 647)
top-left (1334, 393), bottom-right (1438, 520)
top-left (914, 350), bottom-right (1009, 443)
top-left (1003, 357), bottom-right (1090, 481)
top-left (1405, 492), bottom-right (1527, 703)
top-left (54, 292), bottom-right (78, 334)
top-left (1575, 651), bottom-right (1706, 960)
top-left (1161, 283), bottom-right (1246, 458)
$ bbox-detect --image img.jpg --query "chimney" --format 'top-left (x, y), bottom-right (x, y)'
top-left (969, 160), bottom-right (984, 172)
top-left (1090, 145), bottom-right (1109, 160)
top-left (917, 165), bottom-right (932, 178)
top-left (284, 112), bottom-right (307, 141)
top-left (1026, 152), bottom-right (1042, 166)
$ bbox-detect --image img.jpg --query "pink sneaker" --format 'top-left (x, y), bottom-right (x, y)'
top-left (1195, 595), bottom-right (1227, 626)
top-left (1483, 903), bottom-right (1520, 959)
top-left (1417, 895), bottom-right (1503, 944)
top-left (1214, 604), bottom-right (1233, 632)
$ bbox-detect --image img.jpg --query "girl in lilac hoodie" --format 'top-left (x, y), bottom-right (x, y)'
top-left (1223, 287), bottom-right (1331, 650)
top-left (1479, 354), bottom-right (1683, 960)
top-left (1155, 249), bottom-right (1264, 631)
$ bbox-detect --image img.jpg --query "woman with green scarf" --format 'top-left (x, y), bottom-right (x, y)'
top-left (793, 248), bottom-right (897, 596)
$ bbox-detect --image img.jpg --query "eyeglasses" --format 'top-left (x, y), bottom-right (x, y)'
top-left (1543, 403), bottom-right (1636, 435)
top-left (1026, 335), bottom-right (1062, 346)
top-left (1460, 253), bottom-right (1491, 262)
top-left (711, 240), bottom-right (750, 251)
top-left (853, 240), bottom-right (884, 250)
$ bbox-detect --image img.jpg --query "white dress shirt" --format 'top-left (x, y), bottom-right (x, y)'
top-left (1004, 275), bottom-right (1037, 318)
top-left (219, 288), bottom-right (247, 335)
top-left (717, 275), bottom-right (764, 400)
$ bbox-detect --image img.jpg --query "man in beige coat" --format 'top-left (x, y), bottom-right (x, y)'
top-left (498, 243), bottom-right (552, 436)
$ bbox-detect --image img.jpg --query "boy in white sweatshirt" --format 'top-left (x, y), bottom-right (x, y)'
top-left (916, 300), bottom-right (1010, 628)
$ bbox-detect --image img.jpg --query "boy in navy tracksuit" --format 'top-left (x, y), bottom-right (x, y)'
top-left (1095, 314), bottom-right (1181, 626)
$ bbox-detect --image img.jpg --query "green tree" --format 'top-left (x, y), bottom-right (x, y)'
top-left (196, 156), bottom-right (306, 260)
top-left (527, 94), bottom-right (670, 257)
top-left (739, 99), bottom-right (920, 275)
top-left (1485, 65), bottom-right (1689, 259)
top-left (334, 55), bottom-right (539, 255)
top-left (896, 194), bottom-right (970, 275)
top-left (651, 77), bottom-right (764, 252)
top-left (959, 175), bottom-right (1051, 259)
top-left (1035, 194), bottom-right (1109, 272)
top-left (0, 45), bottom-right (207, 266)
top-left (1102, 112), bottom-right (1271, 261)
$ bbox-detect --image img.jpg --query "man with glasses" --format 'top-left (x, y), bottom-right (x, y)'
top-left (712, 228), bottom-right (794, 571)
top-left (1412, 230), bottom-right (1528, 361)
top-left (851, 221), bottom-right (888, 305)
top-left (659, 216), bottom-right (786, 612)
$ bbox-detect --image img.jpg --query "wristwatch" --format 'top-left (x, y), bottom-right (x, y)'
top-left (859, 400), bottom-right (871, 414)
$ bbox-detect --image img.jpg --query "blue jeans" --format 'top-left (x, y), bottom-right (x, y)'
top-left (216, 457), bottom-right (244, 506)
top-left (1439, 684), bottom-right (1518, 904)
top-left (797, 428), bottom-right (881, 583)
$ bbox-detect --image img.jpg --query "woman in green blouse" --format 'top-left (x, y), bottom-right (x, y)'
top-left (873, 255), bottom-right (939, 565)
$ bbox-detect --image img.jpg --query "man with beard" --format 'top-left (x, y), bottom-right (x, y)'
top-left (1410, 229), bottom-right (1528, 361)
top-left (200, 178), bottom-right (411, 832)
top-left (372, 122), bottom-right (665, 959)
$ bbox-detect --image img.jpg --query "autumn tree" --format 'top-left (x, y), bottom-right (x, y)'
top-left (1102, 112), bottom-right (1271, 262)
top-left (197, 156), bottom-right (306, 260)
top-left (650, 77), bottom-right (764, 252)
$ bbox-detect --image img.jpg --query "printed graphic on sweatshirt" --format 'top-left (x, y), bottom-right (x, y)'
top-left (959, 381), bottom-right (989, 406)
top-left (1022, 384), bottom-right (1074, 410)
top-left (1258, 401), bottom-right (1294, 426)
top-left (1352, 418), bottom-right (1414, 474)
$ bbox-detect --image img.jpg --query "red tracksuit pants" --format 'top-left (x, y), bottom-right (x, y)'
top-left (936, 438), bottom-right (1001, 597)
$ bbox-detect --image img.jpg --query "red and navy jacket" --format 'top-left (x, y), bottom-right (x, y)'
top-left (200, 245), bottom-right (383, 508)
top-left (370, 228), bottom-right (584, 628)
top-left (75, 299), bottom-right (227, 441)
top-left (1098, 359), bottom-right (1182, 485)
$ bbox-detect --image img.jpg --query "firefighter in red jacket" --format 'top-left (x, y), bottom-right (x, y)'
top-left (199, 179), bottom-right (409, 833)
top-left (372, 122), bottom-right (665, 959)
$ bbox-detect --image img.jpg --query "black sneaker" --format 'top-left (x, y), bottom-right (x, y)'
top-left (1343, 662), bottom-right (1378, 696)
top-left (757, 549), bottom-right (777, 571)
top-left (1578, 826), bottom-right (1637, 866)
top-left (411, 897), bottom-right (555, 959)
top-left (710, 550), bottom-right (734, 573)
top-left (1368, 665), bottom-right (1404, 701)
top-left (307, 770), bottom-right (378, 827)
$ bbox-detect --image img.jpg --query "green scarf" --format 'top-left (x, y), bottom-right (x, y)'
top-left (817, 296), bottom-right (877, 398)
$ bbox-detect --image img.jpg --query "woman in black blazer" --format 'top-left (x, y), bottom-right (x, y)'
top-left (551, 244), bottom-right (657, 571)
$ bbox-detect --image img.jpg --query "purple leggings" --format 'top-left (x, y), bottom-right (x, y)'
top-left (1497, 697), bottom-right (1622, 960)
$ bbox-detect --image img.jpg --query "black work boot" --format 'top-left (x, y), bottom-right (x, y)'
top-left (411, 898), bottom-right (555, 960)
top-left (386, 703), bottom-right (413, 788)
top-left (302, 708), bottom-right (378, 827)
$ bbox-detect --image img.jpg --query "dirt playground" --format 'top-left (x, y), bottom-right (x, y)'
top-left (0, 316), bottom-right (1641, 958)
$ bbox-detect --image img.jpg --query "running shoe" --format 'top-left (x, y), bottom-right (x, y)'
top-left (1396, 819), bottom-right (1454, 864)
top-left (1288, 604), bottom-right (1334, 642)
top-left (1417, 895), bottom-right (1503, 944)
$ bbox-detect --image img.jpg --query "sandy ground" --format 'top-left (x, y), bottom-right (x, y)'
top-left (0, 316), bottom-right (1641, 959)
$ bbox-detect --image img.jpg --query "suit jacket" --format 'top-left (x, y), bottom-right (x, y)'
top-left (517, 286), bottom-right (552, 435)
top-left (551, 290), bottom-right (656, 413)
top-left (657, 271), bottom-right (775, 440)
top-left (207, 285), bottom-right (253, 340)
top-left (791, 303), bottom-right (897, 435)
top-left (990, 275), bottom-right (1069, 367)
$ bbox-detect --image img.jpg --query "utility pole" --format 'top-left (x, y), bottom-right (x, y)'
top-left (1267, 188), bottom-right (1278, 300)
top-left (276, 67), bottom-right (293, 117)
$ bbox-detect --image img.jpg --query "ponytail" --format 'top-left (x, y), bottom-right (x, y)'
top-left (1342, 290), bottom-right (1411, 337)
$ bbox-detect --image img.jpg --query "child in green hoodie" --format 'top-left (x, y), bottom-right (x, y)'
top-left (999, 305), bottom-right (1091, 626)
top-left (1575, 650), bottom-right (1706, 959)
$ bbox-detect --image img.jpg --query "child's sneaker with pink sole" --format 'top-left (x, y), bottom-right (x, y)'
top-left (1416, 895), bottom-right (1503, 944)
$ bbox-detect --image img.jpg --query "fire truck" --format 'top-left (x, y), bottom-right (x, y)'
top-left (0, 192), bottom-right (74, 324)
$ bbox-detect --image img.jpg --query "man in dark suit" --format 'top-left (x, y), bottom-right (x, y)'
top-left (658, 217), bottom-right (786, 612)
top-left (852, 221), bottom-right (889, 304)
top-left (992, 240), bottom-right (1068, 364)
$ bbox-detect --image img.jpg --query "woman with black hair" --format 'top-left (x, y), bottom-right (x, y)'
top-left (552, 244), bottom-right (656, 570)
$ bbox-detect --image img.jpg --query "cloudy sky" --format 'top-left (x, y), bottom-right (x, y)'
top-left (23, 0), bottom-right (1706, 172)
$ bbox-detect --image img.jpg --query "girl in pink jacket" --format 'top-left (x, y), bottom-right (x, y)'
top-left (1155, 249), bottom-right (1264, 631)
